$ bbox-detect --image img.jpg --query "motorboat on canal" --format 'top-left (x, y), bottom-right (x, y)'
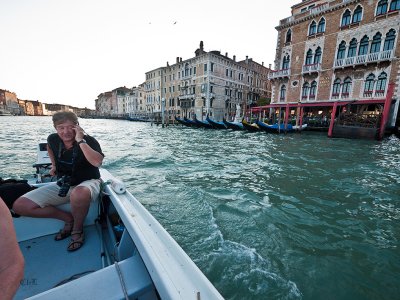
top-left (13, 142), bottom-right (224, 300)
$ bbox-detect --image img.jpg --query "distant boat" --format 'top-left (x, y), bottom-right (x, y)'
top-left (293, 124), bottom-right (308, 131)
top-left (193, 115), bottom-right (213, 129)
top-left (242, 119), bottom-right (260, 132)
top-left (223, 118), bottom-right (244, 130)
top-left (183, 117), bottom-right (198, 127)
top-left (0, 110), bottom-right (12, 116)
top-left (175, 116), bottom-right (193, 127)
top-left (255, 120), bottom-right (293, 133)
top-left (206, 116), bottom-right (227, 129)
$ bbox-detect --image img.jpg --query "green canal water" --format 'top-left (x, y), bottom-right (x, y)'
top-left (1, 116), bottom-right (399, 299)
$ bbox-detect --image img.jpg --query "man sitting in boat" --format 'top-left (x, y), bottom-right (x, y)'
top-left (13, 112), bottom-right (104, 252)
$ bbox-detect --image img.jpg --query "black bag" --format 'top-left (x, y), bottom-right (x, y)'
top-left (0, 178), bottom-right (37, 211)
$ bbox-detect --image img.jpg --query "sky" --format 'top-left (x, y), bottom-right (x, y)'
top-left (1, 0), bottom-right (298, 109)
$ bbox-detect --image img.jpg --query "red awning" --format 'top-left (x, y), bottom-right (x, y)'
top-left (251, 99), bottom-right (386, 112)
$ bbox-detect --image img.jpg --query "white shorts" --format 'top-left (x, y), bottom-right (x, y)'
top-left (23, 179), bottom-right (101, 208)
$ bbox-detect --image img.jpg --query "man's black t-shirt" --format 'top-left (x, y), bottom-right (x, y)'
top-left (47, 133), bottom-right (104, 186)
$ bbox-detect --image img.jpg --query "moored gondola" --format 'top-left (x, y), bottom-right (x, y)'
top-left (206, 116), bottom-right (227, 129)
top-left (222, 118), bottom-right (244, 130)
top-left (193, 115), bottom-right (213, 129)
top-left (242, 119), bottom-right (260, 132)
top-left (175, 116), bottom-right (193, 127)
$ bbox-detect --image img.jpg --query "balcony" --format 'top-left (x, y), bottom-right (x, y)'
top-left (302, 63), bottom-right (321, 74)
top-left (268, 68), bottom-right (291, 80)
top-left (334, 50), bottom-right (394, 68)
top-left (179, 94), bottom-right (195, 100)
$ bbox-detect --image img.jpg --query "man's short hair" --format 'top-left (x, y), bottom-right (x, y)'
top-left (52, 112), bottom-right (78, 127)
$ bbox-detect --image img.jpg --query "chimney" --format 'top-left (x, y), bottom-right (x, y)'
top-left (262, 62), bottom-right (264, 66)
top-left (233, 55), bottom-right (236, 61)
top-left (246, 56), bottom-right (249, 63)
top-left (167, 61), bottom-right (169, 67)
top-left (176, 57), bottom-right (179, 63)
top-left (225, 52), bottom-right (228, 57)
top-left (269, 64), bottom-right (272, 69)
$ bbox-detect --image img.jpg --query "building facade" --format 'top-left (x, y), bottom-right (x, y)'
top-left (0, 89), bottom-right (22, 115)
top-left (143, 42), bottom-right (271, 122)
top-left (263, 0), bottom-right (399, 138)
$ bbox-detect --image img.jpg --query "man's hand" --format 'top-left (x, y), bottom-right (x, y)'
top-left (49, 165), bottom-right (57, 176)
top-left (74, 125), bottom-right (85, 142)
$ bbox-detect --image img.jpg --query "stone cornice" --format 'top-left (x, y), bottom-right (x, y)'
top-left (276, 0), bottom-right (361, 30)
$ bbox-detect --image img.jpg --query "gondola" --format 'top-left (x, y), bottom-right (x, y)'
top-left (255, 119), bottom-right (293, 133)
top-left (183, 117), bottom-right (198, 127)
top-left (193, 115), bottom-right (213, 129)
top-left (206, 116), bottom-right (227, 129)
top-left (241, 119), bottom-right (260, 132)
top-left (222, 118), bottom-right (244, 130)
top-left (175, 116), bottom-right (193, 127)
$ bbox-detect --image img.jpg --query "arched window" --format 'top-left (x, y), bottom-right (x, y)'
top-left (305, 49), bottom-right (313, 65)
top-left (309, 81), bottom-right (317, 99)
top-left (348, 38), bottom-right (358, 57)
top-left (364, 74), bottom-right (375, 93)
top-left (317, 18), bottom-right (326, 33)
top-left (383, 29), bottom-right (396, 51)
top-left (342, 77), bottom-right (352, 97)
top-left (377, 0), bottom-right (388, 15)
top-left (282, 55), bottom-right (290, 69)
top-left (358, 35), bottom-right (369, 55)
top-left (314, 47), bottom-right (322, 64)
top-left (337, 41), bottom-right (346, 59)
top-left (286, 29), bottom-right (292, 43)
top-left (280, 85), bottom-right (286, 101)
top-left (302, 82), bottom-right (310, 99)
top-left (370, 32), bottom-right (382, 53)
top-left (352, 6), bottom-right (363, 23)
top-left (332, 79), bottom-right (341, 96)
top-left (389, 0), bottom-right (400, 11)
top-left (341, 10), bottom-right (351, 27)
top-left (309, 21), bottom-right (317, 35)
top-left (376, 72), bottom-right (387, 91)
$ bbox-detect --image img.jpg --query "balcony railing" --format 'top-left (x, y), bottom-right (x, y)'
top-left (334, 50), bottom-right (393, 68)
top-left (179, 94), bottom-right (195, 100)
top-left (268, 68), bottom-right (291, 80)
top-left (302, 63), bottom-right (321, 73)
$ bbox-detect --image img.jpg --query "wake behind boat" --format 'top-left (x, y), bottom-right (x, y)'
top-left (13, 142), bottom-right (223, 300)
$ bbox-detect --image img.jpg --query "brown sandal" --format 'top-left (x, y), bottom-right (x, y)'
top-left (55, 222), bottom-right (74, 241)
top-left (67, 231), bottom-right (85, 252)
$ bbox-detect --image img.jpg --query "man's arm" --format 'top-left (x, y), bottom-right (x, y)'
top-left (47, 144), bottom-right (57, 176)
top-left (0, 198), bottom-right (24, 300)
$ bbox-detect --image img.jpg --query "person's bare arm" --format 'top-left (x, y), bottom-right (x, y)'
top-left (47, 144), bottom-right (57, 176)
top-left (74, 125), bottom-right (104, 167)
top-left (0, 198), bottom-right (24, 300)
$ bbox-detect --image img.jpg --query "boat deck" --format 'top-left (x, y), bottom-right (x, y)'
top-left (16, 225), bottom-right (103, 299)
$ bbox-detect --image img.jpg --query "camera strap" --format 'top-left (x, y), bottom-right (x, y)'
top-left (57, 141), bottom-right (78, 178)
